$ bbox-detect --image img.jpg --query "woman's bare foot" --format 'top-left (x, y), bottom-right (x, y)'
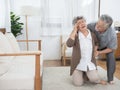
top-left (99, 80), bottom-right (107, 85)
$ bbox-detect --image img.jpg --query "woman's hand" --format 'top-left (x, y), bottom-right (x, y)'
top-left (70, 23), bottom-right (79, 40)
top-left (73, 23), bottom-right (79, 33)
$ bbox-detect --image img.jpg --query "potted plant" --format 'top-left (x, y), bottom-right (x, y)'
top-left (10, 12), bottom-right (24, 37)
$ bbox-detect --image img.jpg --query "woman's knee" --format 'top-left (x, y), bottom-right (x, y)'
top-left (72, 70), bottom-right (84, 86)
top-left (89, 78), bottom-right (100, 83)
top-left (73, 80), bottom-right (83, 86)
top-left (87, 70), bottom-right (100, 83)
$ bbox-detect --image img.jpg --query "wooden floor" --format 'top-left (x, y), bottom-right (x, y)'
top-left (43, 59), bottom-right (120, 80)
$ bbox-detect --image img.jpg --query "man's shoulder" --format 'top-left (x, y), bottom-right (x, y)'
top-left (108, 27), bottom-right (116, 34)
top-left (87, 22), bottom-right (96, 31)
top-left (88, 22), bottom-right (96, 26)
top-left (107, 27), bottom-right (117, 38)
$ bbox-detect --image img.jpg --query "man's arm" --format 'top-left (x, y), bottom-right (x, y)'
top-left (95, 48), bottom-right (113, 57)
top-left (98, 48), bottom-right (113, 54)
top-left (87, 22), bottom-right (96, 33)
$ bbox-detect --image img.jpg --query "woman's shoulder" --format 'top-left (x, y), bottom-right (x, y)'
top-left (89, 30), bottom-right (97, 38)
top-left (87, 29), bottom-right (94, 35)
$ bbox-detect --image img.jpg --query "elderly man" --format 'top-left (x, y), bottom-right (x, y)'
top-left (87, 14), bottom-right (117, 84)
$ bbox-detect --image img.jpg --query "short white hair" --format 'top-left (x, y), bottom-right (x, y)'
top-left (72, 16), bottom-right (86, 25)
top-left (99, 14), bottom-right (113, 28)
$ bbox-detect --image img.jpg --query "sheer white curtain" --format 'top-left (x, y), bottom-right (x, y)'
top-left (0, 0), bottom-right (11, 32)
top-left (41, 0), bottom-right (71, 35)
top-left (10, 0), bottom-right (41, 39)
top-left (41, 0), bottom-right (63, 35)
top-left (41, 0), bottom-right (98, 36)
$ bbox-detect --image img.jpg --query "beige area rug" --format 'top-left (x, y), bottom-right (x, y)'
top-left (42, 66), bottom-right (120, 90)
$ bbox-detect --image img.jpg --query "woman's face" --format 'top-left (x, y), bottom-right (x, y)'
top-left (77, 19), bottom-right (87, 31)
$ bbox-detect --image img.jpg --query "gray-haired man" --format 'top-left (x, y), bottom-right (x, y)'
top-left (87, 14), bottom-right (117, 84)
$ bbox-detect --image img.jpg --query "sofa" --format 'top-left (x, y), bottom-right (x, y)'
top-left (0, 30), bottom-right (42, 90)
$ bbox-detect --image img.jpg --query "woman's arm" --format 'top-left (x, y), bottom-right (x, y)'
top-left (69, 23), bottom-right (79, 40)
top-left (66, 23), bottom-right (78, 47)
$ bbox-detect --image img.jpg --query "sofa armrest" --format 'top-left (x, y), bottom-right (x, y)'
top-left (17, 40), bottom-right (41, 50)
top-left (0, 51), bottom-right (42, 90)
top-left (0, 28), bottom-right (6, 34)
top-left (0, 51), bottom-right (41, 56)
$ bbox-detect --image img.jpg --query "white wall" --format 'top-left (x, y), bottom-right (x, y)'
top-left (0, 0), bottom-right (11, 32)
top-left (41, 36), bottom-right (61, 60)
top-left (100, 0), bottom-right (120, 25)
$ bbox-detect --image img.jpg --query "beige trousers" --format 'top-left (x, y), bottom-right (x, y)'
top-left (72, 69), bottom-right (100, 86)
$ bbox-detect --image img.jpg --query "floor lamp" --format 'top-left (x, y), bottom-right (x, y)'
top-left (21, 6), bottom-right (35, 51)
top-left (21, 6), bottom-right (41, 51)
top-left (25, 15), bottom-right (29, 50)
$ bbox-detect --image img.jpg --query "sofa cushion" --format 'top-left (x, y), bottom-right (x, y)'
top-left (5, 32), bottom-right (20, 52)
top-left (0, 60), bottom-right (12, 76)
top-left (0, 32), bottom-right (13, 76)
top-left (0, 32), bottom-right (14, 59)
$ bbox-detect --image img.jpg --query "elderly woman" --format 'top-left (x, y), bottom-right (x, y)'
top-left (87, 15), bottom-right (117, 84)
top-left (66, 16), bottom-right (106, 86)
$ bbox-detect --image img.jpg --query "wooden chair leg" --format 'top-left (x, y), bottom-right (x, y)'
top-left (61, 56), bottom-right (62, 65)
top-left (61, 56), bottom-right (63, 61)
top-left (63, 57), bottom-right (66, 66)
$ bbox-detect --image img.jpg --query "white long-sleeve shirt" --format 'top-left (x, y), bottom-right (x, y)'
top-left (76, 29), bottom-right (96, 71)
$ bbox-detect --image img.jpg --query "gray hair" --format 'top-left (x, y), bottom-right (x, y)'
top-left (99, 14), bottom-right (113, 28)
top-left (72, 16), bottom-right (86, 25)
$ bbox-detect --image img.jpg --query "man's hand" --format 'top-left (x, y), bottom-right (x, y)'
top-left (94, 50), bottom-right (100, 57)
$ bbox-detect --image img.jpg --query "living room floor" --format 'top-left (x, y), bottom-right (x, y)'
top-left (43, 59), bottom-right (120, 80)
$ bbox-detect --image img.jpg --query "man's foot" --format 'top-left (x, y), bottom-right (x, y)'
top-left (100, 80), bottom-right (107, 85)
top-left (109, 81), bottom-right (114, 84)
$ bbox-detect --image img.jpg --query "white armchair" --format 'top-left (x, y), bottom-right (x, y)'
top-left (0, 29), bottom-right (42, 90)
top-left (60, 35), bottom-right (72, 66)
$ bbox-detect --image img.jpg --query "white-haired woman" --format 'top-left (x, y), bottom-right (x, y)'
top-left (67, 16), bottom-right (107, 86)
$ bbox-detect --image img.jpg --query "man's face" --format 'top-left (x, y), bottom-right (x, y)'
top-left (95, 20), bottom-right (107, 33)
